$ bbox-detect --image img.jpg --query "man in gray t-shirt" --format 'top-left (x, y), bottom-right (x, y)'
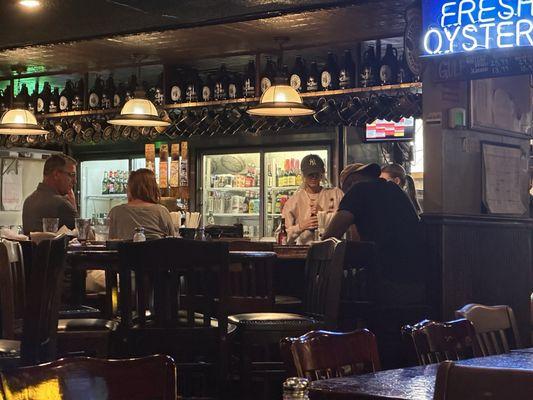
top-left (22, 154), bottom-right (78, 235)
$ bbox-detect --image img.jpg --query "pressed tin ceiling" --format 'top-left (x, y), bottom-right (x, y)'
top-left (0, 0), bottom-right (416, 77)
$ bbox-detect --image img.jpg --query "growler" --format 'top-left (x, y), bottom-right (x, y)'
top-left (306, 61), bottom-right (320, 92)
top-left (15, 83), bottom-right (30, 108)
top-left (89, 76), bottom-right (104, 109)
top-left (28, 82), bottom-right (38, 112)
top-left (36, 82), bottom-right (52, 114)
top-left (242, 60), bottom-right (256, 98)
top-left (48, 87), bottom-right (60, 113)
top-left (168, 72), bottom-right (183, 104)
top-left (184, 70), bottom-right (201, 102)
top-left (73, 78), bottom-right (84, 111)
top-left (379, 44), bottom-right (399, 85)
top-left (360, 46), bottom-right (379, 87)
top-left (59, 80), bottom-right (75, 112)
top-left (152, 73), bottom-right (165, 106)
top-left (214, 64), bottom-right (229, 101)
top-left (339, 50), bottom-right (356, 89)
top-left (260, 56), bottom-right (276, 94)
top-left (228, 72), bottom-right (240, 99)
top-left (102, 75), bottom-right (115, 109)
top-left (321, 52), bottom-right (339, 91)
top-left (125, 75), bottom-right (137, 102)
top-left (290, 56), bottom-right (307, 92)
top-left (201, 75), bottom-right (213, 102)
top-left (114, 81), bottom-right (126, 108)
top-left (397, 53), bottom-right (413, 84)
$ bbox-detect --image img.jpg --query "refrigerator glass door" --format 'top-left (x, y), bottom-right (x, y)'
top-left (80, 159), bottom-right (129, 218)
top-left (202, 152), bottom-right (260, 238)
top-left (263, 148), bottom-right (329, 238)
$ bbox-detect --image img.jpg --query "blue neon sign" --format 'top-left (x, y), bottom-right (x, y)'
top-left (422, 0), bottom-right (533, 56)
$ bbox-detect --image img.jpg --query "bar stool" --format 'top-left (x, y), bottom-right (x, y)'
top-left (228, 238), bottom-right (346, 400)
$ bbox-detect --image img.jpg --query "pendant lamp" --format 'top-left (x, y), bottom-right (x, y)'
top-left (247, 82), bottom-right (314, 117)
top-left (108, 59), bottom-right (170, 128)
top-left (108, 98), bottom-right (170, 127)
top-left (247, 37), bottom-right (314, 117)
top-left (0, 109), bottom-right (46, 135)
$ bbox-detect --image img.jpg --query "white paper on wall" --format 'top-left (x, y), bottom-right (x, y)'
top-left (2, 160), bottom-right (23, 211)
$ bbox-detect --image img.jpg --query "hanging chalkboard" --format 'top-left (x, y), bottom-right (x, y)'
top-left (433, 51), bottom-right (533, 82)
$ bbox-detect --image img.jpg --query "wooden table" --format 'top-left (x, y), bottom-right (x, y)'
top-left (309, 351), bottom-right (533, 399)
top-left (66, 244), bottom-right (277, 318)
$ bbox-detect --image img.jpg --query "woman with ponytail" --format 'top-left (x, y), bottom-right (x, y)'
top-left (381, 164), bottom-right (422, 215)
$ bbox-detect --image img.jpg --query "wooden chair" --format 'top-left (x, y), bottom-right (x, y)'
top-left (117, 238), bottom-right (231, 399)
top-left (0, 237), bottom-right (68, 367)
top-left (228, 238), bottom-right (346, 400)
top-left (0, 239), bottom-right (117, 360)
top-left (401, 318), bottom-right (481, 366)
top-left (455, 303), bottom-right (521, 356)
top-left (0, 354), bottom-right (176, 400)
top-left (281, 329), bottom-right (381, 381)
top-left (434, 360), bottom-right (533, 400)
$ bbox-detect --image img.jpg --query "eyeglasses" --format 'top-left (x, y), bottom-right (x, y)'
top-left (60, 170), bottom-right (77, 179)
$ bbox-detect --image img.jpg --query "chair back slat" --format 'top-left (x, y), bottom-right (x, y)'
top-left (303, 239), bottom-right (346, 328)
top-left (402, 318), bottom-right (480, 366)
top-left (281, 329), bottom-right (381, 382)
top-left (455, 303), bottom-right (521, 356)
top-left (434, 360), bottom-right (533, 400)
top-left (22, 237), bottom-right (68, 365)
top-left (1, 354), bottom-right (176, 400)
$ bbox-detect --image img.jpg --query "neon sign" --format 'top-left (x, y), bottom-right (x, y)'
top-left (422, 0), bottom-right (533, 55)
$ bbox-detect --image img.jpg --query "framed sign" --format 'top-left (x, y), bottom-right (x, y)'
top-left (481, 142), bottom-right (527, 215)
top-left (423, 0), bottom-right (533, 57)
top-left (470, 75), bottom-right (532, 136)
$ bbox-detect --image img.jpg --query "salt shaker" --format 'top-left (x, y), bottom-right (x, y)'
top-left (283, 377), bottom-right (309, 400)
top-left (133, 227), bottom-right (146, 242)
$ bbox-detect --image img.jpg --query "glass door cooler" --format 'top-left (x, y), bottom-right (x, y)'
top-left (202, 152), bottom-right (261, 237)
top-left (200, 146), bottom-right (330, 239)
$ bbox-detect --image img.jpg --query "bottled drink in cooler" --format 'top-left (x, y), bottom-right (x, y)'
top-left (102, 171), bottom-right (109, 195)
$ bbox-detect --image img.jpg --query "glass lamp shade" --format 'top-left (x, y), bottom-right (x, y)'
top-left (108, 99), bottom-right (170, 127)
top-left (247, 84), bottom-right (315, 117)
top-left (0, 109), bottom-right (46, 135)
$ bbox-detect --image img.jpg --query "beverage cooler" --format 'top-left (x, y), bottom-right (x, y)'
top-left (79, 157), bottom-right (159, 219)
top-left (200, 146), bottom-right (330, 238)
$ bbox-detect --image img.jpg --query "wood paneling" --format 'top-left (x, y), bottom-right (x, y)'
top-left (423, 214), bottom-right (533, 346)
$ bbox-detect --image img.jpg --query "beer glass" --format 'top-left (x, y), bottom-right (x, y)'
top-left (42, 218), bottom-right (59, 233)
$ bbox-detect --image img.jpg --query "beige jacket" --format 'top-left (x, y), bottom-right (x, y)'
top-left (282, 187), bottom-right (344, 245)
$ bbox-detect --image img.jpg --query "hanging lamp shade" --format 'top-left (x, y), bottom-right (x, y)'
top-left (247, 84), bottom-right (314, 117)
top-left (108, 98), bottom-right (170, 127)
top-left (0, 109), bottom-right (46, 135)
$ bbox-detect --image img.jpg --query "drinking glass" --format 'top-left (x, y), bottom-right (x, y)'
top-left (42, 218), bottom-right (59, 233)
top-left (93, 218), bottom-right (110, 242)
top-left (75, 218), bottom-right (92, 241)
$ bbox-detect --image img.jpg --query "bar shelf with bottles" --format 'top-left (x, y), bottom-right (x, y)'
top-left (1, 39), bottom-right (421, 121)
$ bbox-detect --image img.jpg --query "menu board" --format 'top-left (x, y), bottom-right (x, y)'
top-left (434, 52), bottom-right (533, 82)
top-left (482, 143), bottom-right (527, 215)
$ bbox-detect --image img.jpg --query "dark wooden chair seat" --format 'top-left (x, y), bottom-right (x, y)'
top-left (0, 354), bottom-right (176, 400)
top-left (455, 303), bottom-right (521, 356)
top-left (402, 318), bottom-right (481, 366)
top-left (229, 238), bottom-right (346, 400)
top-left (280, 329), bottom-right (381, 381)
top-left (434, 360), bottom-right (533, 400)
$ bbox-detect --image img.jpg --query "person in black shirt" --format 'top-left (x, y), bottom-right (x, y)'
top-left (324, 163), bottom-right (423, 303)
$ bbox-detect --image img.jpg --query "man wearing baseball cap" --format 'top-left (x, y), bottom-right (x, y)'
top-left (282, 154), bottom-right (343, 245)
top-left (324, 162), bottom-right (422, 302)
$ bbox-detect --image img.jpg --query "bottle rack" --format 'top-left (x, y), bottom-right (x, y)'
top-left (36, 82), bottom-right (421, 119)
